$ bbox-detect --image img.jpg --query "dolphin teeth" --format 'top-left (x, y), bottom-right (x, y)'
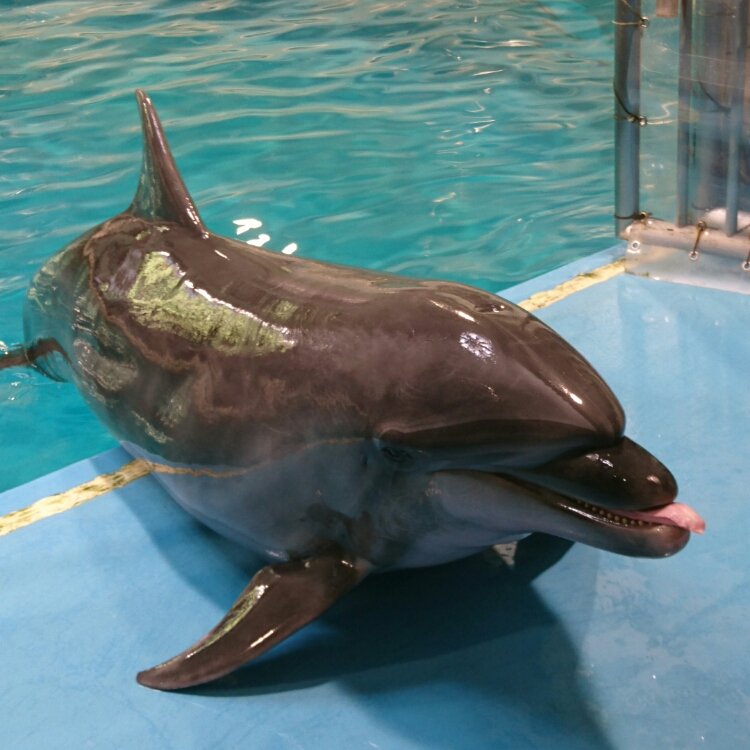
top-left (567, 496), bottom-right (663, 529)
top-left (567, 496), bottom-right (705, 534)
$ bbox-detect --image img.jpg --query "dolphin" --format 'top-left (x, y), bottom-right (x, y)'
top-left (2, 90), bottom-right (704, 691)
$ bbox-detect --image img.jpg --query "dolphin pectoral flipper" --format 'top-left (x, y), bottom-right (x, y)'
top-left (137, 546), bottom-right (369, 691)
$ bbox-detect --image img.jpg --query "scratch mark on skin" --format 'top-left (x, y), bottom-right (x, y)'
top-left (0, 259), bottom-right (625, 537)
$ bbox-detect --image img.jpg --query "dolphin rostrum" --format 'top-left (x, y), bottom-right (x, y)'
top-left (3, 90), bottom-right (704, 691)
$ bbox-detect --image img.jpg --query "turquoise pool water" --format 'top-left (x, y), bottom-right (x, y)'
top-left (0, 0), bottom-right (614, 491)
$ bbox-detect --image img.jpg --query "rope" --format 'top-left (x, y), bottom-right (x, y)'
top-left (614, 86), bottom-right (648, 126)
top-left (689, 221), bottom-right (707, 261)
top-left (613, 0), bottom-right (649, 28)
top-left (614, 211), bottom-right (651, 222)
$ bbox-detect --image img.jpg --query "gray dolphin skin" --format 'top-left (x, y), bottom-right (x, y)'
top-left (4, 90), bottom-right (704, 691)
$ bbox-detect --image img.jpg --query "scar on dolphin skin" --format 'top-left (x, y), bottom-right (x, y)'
top-left (0, 259), bottom-right (623, 538)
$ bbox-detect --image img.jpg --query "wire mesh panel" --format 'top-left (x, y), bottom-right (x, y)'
top-left (616, 0), bottom-right (750, 292)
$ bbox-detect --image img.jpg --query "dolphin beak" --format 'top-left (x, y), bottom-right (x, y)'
top-left (525, 482), bottom-right (703, 558)
top-left (435, 437), bottom-right (705, 559)
top-left (501, 437), bottom-right (705, 557)
top-left (504, 437), bottom-right (678, 511)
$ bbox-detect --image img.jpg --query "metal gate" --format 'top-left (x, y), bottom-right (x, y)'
top-left (615, 0), bottom-right (750, 292)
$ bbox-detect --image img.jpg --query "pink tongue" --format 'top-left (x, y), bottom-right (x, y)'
top-left (622, 502), bottom-right (706, 534)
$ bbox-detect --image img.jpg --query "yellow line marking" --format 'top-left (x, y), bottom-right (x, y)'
top-left (518, 258), bottom-right (626, 312)
top-left (0, 459), bottom-right (152, 537)
top-left (1, 258), bottom-right (625, 536)
top-left (0, 458), bottom-right (256, 537)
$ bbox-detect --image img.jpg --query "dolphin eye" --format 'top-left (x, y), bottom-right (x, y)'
top-left (381, 446), bottom-right (412, 464)
top-left (474, 302), bottom-right (506, 314)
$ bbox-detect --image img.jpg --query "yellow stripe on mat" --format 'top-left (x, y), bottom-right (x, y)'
top-left (0, 256), bottom-right (626, 536)
top-left (0, 459), bottom-right (152, 537)
top-left (518, 259), bottom-right (625, 312)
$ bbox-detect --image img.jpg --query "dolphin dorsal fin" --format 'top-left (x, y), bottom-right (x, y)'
top-left (130, 89), bottom-right (207, 236)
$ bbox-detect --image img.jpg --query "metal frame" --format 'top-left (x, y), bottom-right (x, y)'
top-left (614, 0), bottom-right (645, 236)
top-left (615, 0), bottom-right (750, 271)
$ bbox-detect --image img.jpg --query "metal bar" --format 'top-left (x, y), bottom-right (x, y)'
top-left (676, 0), bottom-right (693, 226)
top-left (627, 216), bottom-right (750, 260)
top-left (692, 1), bottom-right (734, 216)
top-left (614, 0), bottom-right (643, 237)
top-left (724, 0), bottom-right (748, 235)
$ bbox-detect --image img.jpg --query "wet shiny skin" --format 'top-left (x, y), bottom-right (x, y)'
top-left (20, 92), bottom-right (689, 565)
top-left (13, 91), bottom-right (694, 688)
top-left (26, 203), bottom-right (686, 566)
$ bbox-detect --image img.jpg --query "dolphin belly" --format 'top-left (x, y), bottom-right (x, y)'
top-left (123, 439), bottom-right (481, 568)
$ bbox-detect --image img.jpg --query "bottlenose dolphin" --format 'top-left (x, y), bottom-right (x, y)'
top-left (2, 90), bottom-right (704, 691)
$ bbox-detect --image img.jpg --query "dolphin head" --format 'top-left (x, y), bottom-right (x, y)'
top-left (347, 286), bottom-right (703, 560)
top-left (364, 283), bottom-right (625, 470)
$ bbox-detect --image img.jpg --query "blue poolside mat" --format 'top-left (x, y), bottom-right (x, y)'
top-left (1, 267), bottom-right (748, 749)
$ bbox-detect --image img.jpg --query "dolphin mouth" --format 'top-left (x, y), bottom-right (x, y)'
top-left (525, 482), bottom-right (705, 558)
top-left (484, 436), bottom-right (705, 558)
top-left (555, 494), bottom-right (705, 534)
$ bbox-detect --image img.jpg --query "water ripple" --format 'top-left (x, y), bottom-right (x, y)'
top-left (0, 0), bottom-right (614, 490)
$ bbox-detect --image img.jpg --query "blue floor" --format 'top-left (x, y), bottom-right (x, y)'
top-left (2, 264), bottom-right (748, 749)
